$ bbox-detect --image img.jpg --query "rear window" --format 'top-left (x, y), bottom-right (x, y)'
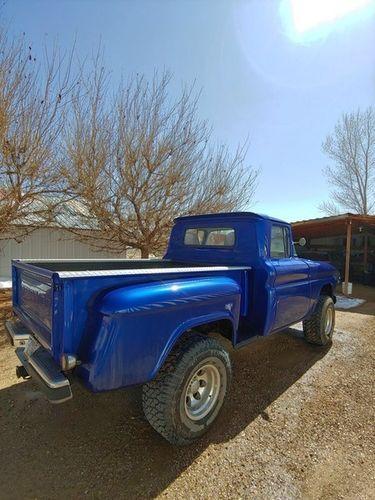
top-left (184, 227), bottom-right (235, 247)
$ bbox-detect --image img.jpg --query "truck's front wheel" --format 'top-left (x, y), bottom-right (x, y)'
top-left (303, 295), bottom-right (335, 346)
top-left (142, 335), bottom-right (231, 445)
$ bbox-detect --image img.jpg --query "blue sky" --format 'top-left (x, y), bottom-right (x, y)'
top-left (4, 0), bottom-right (375, 222)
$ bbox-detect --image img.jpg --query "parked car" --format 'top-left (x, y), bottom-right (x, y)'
top-left (6, 212), bottom-right (339, 444)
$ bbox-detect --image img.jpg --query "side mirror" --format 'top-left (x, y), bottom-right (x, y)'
top-left (297, 237), bottom-right (306, 247)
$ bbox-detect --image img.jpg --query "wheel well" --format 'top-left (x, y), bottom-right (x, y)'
top-left (320, 284), bottom-right (336, 302)
top-left (194, 319), bottom-right (233, 340)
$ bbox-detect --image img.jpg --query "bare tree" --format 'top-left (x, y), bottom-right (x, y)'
top-left (0, 27), bottom-right (76, 240)
top-left (320, 107), bottom-right (375, 215)
top-left (63, 70), bottom-right (258, 257)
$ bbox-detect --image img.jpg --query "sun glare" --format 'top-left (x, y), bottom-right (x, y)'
top-left (283, 0), bottom-right (374, 42)
top-left (291, 0), bottom-right (372, 32)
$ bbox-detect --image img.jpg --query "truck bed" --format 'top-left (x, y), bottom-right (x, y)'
top-left (12, 259), bottom-right (250, 357)
top-left (14, 259), bottom-right (248, 279)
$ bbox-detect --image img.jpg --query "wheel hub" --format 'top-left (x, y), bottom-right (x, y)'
top-left (184, 364), bottom-right (221, 421)
top-left (325, 306), bottom-right (333, 336)
top-left (190, 379), bottom-right (200, 394)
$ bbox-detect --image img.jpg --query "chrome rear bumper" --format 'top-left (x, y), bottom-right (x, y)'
top-left (5, 319), bottom-right (73, 404)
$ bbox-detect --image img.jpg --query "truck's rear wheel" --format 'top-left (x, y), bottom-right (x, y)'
top-left (142, 334), bottom-right (231, 445)
top-left (303, 295), bottom-right (335, 346)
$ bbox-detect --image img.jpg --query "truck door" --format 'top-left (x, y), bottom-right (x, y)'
top-left (270, 224), bottom-right (311, 331)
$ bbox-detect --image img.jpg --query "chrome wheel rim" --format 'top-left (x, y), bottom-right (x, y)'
top-left (325, 306), bottom-right (333, 336)
top-left (184, 363), bottom-right (221, 421)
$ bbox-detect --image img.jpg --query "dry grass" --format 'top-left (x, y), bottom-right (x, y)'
top-left (0, 289), bottom-right (11, 318)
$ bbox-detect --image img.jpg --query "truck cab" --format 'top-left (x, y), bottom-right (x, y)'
top-left (6, 212), bottom-right (338, 444)
top-left (166, 213), bottom-right (336, 340)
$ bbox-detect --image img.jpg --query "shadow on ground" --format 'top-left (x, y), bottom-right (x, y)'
top-left (0, 328), bottom-right (329, 499)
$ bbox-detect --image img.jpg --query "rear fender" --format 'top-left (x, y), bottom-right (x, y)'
top-left (152, 310), bottom-right (236, 378)
top-left (77, 276), bottom-right (241, 391)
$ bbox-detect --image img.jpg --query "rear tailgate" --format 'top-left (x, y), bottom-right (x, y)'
top-left (12, 262), bottom-right (54, 349)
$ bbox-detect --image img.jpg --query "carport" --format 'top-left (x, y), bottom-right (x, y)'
top-left (291, 213), bottom-right (375, 292)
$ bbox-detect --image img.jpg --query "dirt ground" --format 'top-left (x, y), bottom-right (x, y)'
top-left (0, 288), bottom-right (374, 499)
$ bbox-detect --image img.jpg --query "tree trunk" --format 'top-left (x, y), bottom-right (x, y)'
top-left (140, 248), bottom-right (149, 259)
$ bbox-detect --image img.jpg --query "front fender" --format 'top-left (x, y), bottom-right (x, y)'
top-left (308, 260), bottom-right (339, 309)
top-left (77, 277), bottom-right (241, 391)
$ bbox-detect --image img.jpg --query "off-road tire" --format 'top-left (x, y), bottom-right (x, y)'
top-left (303, 295), bottom-right (335, 346)
top-left (142, 334), bottom-right (231, 445)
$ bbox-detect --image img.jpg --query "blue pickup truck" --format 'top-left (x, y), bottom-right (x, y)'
top-left (6, 212), bottom-right (338, 444)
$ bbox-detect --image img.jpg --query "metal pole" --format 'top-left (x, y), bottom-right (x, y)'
top-left (363, 232), bottom-right (368, 274)
top-left (344, 219), bottom-right (352, 295)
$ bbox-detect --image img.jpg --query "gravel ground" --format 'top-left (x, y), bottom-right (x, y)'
top-left (0, 294), bottom-right (374, 499)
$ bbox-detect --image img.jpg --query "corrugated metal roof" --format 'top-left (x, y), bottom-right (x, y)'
top-left (291, 213), bottom-right (375, 226)
top-left (11, 196), bottom-right (98, 230)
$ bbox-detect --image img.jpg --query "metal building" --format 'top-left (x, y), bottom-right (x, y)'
top-left (0, 199), bottom-right (127, 280)
top-left (0, 227), bottom-right (127, 279)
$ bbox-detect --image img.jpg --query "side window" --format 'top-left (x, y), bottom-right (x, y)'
top-left (270, 225), bottom-right (291, 258)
